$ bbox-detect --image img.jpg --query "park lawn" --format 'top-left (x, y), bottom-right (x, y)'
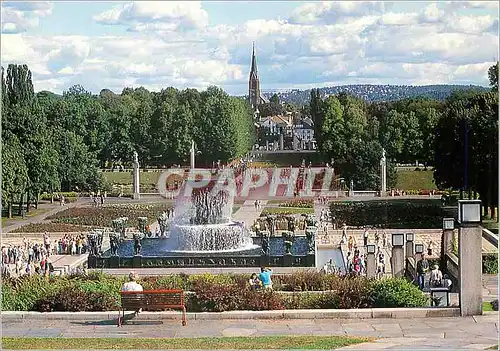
top-left (2, 336), bottom-right (371, 350)
top-left (261, 207), bottom-right (314, 215)
top-left (2, 207), bottom-right (54, 227)
top-left (103, 171), bottom-right (161, 185)
top-left (396, 170), bottom-right (437, 190)
top-left (232, 205), bottom-right (241, 214)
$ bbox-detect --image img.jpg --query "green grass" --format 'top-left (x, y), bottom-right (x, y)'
top-left (2, 336), bottom-right (370, 350)
top-left (485, 345), bottom-right (499, 350)
top-left (483, 301), bottom-right (494, 312)
top-left (103, 171), bottom-right (162, 186)
top-left (261, 207), bottom-right (314, 215)
top-left (396, 170), bottom-right (437, 190)
top-left (2, 207), bottom-right (53, 226)
top-left (232, 206), bottom-right (241, 214)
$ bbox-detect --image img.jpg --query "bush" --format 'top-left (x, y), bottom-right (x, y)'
top-left (329, 199), bottom-right (446, 229)
top-left (370, 278), bottom-right (428, 308)
top-left (491, 299), bottom-right (498, 311)
top-left (40, 192), bottom-right (79, 201)
top-left (282, 292), bottom-right (339, 309)
top-left (483, 254), bottom-right (498, 274)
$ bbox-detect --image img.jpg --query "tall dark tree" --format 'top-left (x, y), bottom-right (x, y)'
top-left (488, 62), bottom-right (498, 92)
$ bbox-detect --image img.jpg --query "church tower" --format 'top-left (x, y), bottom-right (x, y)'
top-left (248, 42), bottom-right (261, 110)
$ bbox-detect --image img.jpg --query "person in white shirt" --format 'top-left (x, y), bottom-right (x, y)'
top-left (429, 265), bottom-right (443, 288)
top-left (121, 271), bottom-right (143, 314)
top-left (121, 271), bottom-right (143, 292)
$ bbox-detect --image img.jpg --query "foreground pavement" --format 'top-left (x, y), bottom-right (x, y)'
top-left (2, 313), bottom-right (498, 350)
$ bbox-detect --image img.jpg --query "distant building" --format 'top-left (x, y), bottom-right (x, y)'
top-left (248, 42), bottom-right (269, 110)
top-left (293, 117), bottom-right (316, 150)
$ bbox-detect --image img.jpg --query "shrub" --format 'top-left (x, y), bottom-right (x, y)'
top-left (279, 199), bottom-right (314, 208)
top-left (335, 275), bottom-right (373, 309)
top-left (491, 299), bottom-right (498, 311)
top-left (483, 254), bottom-right (498, 274)
top-left (189, 280), bottom-right (241, 312)
top-left (370, 278), bottom-right (428, 308)
top-left (282, 292), bottom-right (339, 309)
top-left (329, 199), bottom-right (446, 229)
top-left (277, 270), bottom-right (331, 291)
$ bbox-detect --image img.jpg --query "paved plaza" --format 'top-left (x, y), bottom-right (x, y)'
top-left (2, 313), bottom-right (498, 350)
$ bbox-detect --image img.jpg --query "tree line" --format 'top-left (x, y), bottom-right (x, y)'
top-left (1, 64), bottom-right (255, 217)
top-left (311, 62), bottom-right (498, 216)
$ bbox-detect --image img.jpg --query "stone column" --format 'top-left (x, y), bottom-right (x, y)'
top-left (190, 140), bottom-right (195, 169)
top-left (279, 133), bottom-right (284, 150)
top-left (380, 149), bottom-right (387, 197)
top-left (405, 240), bottom-right (414, 259)
top-left (132, 151), bottom-right (140, 200)
top-left (459, 225), bottom-right (483, 316)
top-left (443, 229), bottom-right (454, 254)
top-left (366, 252), bottom-right (376, 278)
top-left (391, 247), bottom-right (405, 278)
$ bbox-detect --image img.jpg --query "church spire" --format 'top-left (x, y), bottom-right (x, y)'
top-left (250, 41), bottom-right (258, 76)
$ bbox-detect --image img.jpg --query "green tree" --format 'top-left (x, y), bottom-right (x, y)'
top-left (488, 62), bottom-right (498, 91)
top-left (1, 133), bottom-right (28, 218)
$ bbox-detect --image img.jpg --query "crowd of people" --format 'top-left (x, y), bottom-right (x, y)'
top-left (1, 233), bottom-right (89, 278)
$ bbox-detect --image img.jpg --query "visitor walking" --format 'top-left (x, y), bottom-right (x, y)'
top-left (382, 231), bottom-right (387, 247)
top-left (363, 228), bottom-right (369, 246)
top-left (416, 254), bottom-right (430, 290)
top-left (427, 240), bottom-right (434, 256)
top-left (341, 223), bottom-right (348, 244)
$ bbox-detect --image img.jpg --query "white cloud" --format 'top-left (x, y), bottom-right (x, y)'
top-left (1, 1), bottom-right (498, 94)
top-left (93, 1), bottom-right (208, 32)
top-left (1, 1), bottom-right (53, 33)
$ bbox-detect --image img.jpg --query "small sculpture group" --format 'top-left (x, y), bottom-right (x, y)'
top-left (133, 231), bottom-right (144, 256)
top-left (87, 230), bottom-right (104, 256)
top-left (157, 211), bottom-right (170, 237)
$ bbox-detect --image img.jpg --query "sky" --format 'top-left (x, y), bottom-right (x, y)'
top-left (1, 1), bottom-right (499, 95)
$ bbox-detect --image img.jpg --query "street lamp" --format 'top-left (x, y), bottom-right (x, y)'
top-left (392, 233), bottom-right (405, 247)
top-left (458, 200), bottom-right (482, 225)
top-left (443, 218), bottom-right (455, 230)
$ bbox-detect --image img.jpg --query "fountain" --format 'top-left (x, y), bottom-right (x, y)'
top-left (92, 185), bottom-right (315, 268)
top-left (167, 189), bottom-right (256, 252)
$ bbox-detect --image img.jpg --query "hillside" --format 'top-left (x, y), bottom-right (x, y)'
top-left (262, 84), bottom-right (489, 104)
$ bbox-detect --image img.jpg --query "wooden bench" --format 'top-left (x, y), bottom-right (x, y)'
top-left (118, 289), bottom-right (187, 327)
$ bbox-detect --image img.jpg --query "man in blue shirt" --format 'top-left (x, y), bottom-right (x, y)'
top-left (259, 267), bottom-right (273, 290)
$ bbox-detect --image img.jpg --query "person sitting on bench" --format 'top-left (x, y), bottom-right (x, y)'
top-left (121, 271), bottom-right (143, 313)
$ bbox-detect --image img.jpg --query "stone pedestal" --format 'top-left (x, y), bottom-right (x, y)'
top-left (306, 254), bottom-right (315, 267)
top-left (133, 164), bottom-right (140, 200)
top-left (110, 256), bottom-right (120, 268)
top-left (459, 225), bottom-right (483, 316)
top-left (132, 255), bottom-right (142, 268)
top-left (391, 247), bottom-right (405, 278)
top-left (283, 254), bottom-right (293, 267)
top-left (260, 255), bottom-right (270, 267)
top-left (88, 256), bottom-right (97, 269)
top-left (279, 134), bottom-right (284, 150)
top-left (366, 253), bottom-right (376, 278)
top-left (380, 150), bottom-right (387, 197)
top-left (405, 241), bottom-right (414, 259)
top-left (190, 140), bottom-right (195, 169)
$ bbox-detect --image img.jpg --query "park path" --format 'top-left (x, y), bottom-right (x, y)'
top-left (2, 313), bottom-right (497, 350)
top-left (2, 199), bottom-right (88, 235)
top-left (231, 200), bottom-right (268, 228)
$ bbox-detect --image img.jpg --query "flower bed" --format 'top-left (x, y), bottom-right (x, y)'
top-left (279, 199), bottom-right (314, 208)
top-left (11, 223), bottom-right (91, 233)
top-left (260, 207), bottom-right (314, 216)
top-left (46, 203), bottom-right (173, 227)
top-left (1, 272), bottom-right (428, 312)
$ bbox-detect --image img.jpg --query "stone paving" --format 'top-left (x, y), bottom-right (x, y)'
top-left (2, 314), bottom-right (498, 350)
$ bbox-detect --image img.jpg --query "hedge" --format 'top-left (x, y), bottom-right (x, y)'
top-left (483, 254), bottom-right (498, 274)
top-left (1, 272), bottom-right (428, 312)
top-left (329, 199), bottom-right (447, 229)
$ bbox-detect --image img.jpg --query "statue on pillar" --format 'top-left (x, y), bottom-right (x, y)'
top-left (282, 230), bottom-right (295, 255)
top-left (109, 231), bottom-right (120, 256)
top-left (133, 151), bottom-right (139, 165)
top-left (305, 226), bottom-right (316, 254)
top-left (380, 148), bottom-right (387, 196)
top-left (133, 232), bottom-right (144, 256)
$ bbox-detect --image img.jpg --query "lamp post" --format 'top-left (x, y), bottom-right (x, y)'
top-left (366, 244), bottom-right (377, 278)
top-left (405, 232), bottom-right (414, 259)
top-left (391, 233), bottom-right (405, 278)
top-left (458, 200), bottom-right (482, 316)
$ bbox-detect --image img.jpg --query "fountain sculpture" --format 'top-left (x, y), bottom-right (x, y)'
top-left (168, 189), bottom-right (256, 252)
